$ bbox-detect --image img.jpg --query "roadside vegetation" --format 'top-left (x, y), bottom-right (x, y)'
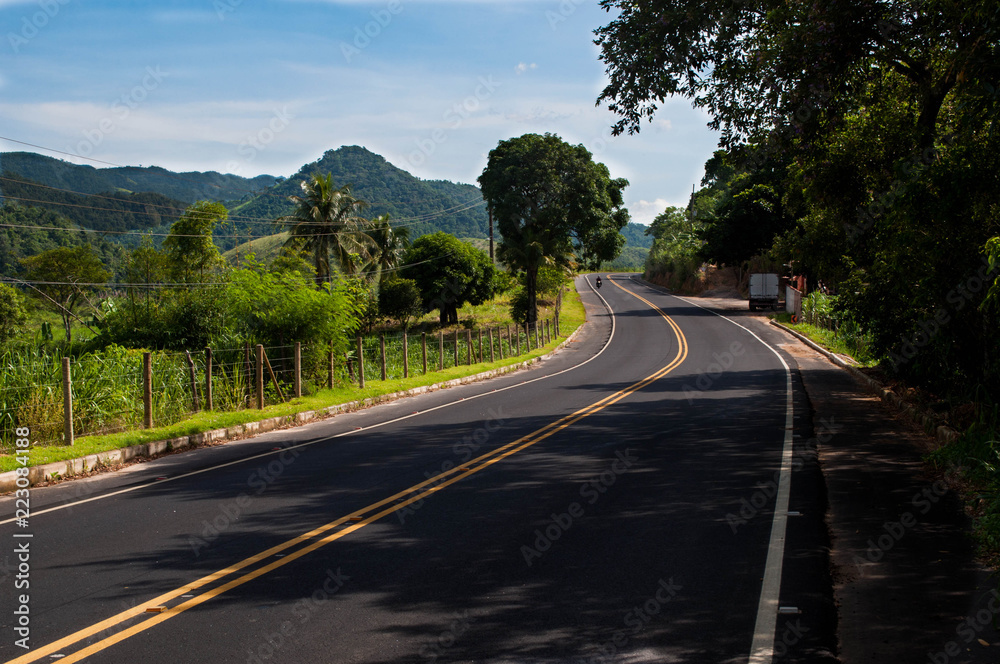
top-left (600, 0), bottom-right (1000, 558)
top-left (0, 136), bottom-right (619, 473)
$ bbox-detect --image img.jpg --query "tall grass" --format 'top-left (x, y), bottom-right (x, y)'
top-left (800, 292), bottom-right (875, 364)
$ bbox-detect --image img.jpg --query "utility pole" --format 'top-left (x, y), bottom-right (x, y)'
top-left (488, 207), bottom-right (494, 263)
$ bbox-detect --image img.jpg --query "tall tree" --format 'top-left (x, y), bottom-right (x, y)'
top-left (21, 245), bottom-right (109, 342)
top-left (478, 133), bottom-right (629, 324)
top-left (595, 0), bottom-right (999, 151)
top-left (163, 201), bottom-right (227, 283)
top-left (278, 174), bottom-right (374, 285)
top-left (401, 232), bottom-right (495, 326)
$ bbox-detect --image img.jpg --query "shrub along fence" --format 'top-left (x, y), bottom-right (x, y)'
top-left (0, 315), bottom-right (560, 450)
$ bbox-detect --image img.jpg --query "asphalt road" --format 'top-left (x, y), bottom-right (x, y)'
top-left (0, 275), bottom-right (836, 663)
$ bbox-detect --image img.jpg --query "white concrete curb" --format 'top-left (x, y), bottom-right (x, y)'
top-left (769, 320), bottom-right (959, 447)
top-left (0, 326), bottom-right (583, 493)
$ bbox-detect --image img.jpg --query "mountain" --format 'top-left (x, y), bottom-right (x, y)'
top-left (0, 152), bottom-right (278, 202)
top-left (228, 146), bottom-right (489, 244)
top-left (620, 222), bottom-right (653, 249)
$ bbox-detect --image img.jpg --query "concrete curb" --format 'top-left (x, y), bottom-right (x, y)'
top-left (769, 320), bottom-right (959, 447)
top-left (0, 326), bottom-right (583, 494)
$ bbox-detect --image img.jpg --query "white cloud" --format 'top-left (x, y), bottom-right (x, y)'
top-left (514, 62), bottom-right (537, 75)
top-left (628, 198), bottom-right (672, 226)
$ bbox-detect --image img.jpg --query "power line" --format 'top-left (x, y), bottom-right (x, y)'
top-left (0, 249), bottom-right (455, 289)
top-left (0, 176), bottom-right (486, 230)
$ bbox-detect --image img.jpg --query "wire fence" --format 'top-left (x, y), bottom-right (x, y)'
top-left (0, 316), bottom-right (560, 451)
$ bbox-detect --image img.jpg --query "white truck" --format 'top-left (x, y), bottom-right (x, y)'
top-left (749, 273), bottom-right (779, 311)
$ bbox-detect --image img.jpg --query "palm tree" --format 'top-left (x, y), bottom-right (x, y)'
top-left (278, 174), bottom-right (374, 285)
top-left (365, 214), bottom-right (410, 281)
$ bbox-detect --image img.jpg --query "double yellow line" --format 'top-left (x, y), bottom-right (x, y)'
top-left (7, 279), bottom-right (686, 664)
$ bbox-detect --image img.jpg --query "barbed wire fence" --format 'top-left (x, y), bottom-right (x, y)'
top-left (0, 312), bottom-right (561, 451)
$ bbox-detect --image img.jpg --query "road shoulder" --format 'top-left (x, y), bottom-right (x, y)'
top-left (685, 290), bottom-right (1000, 663)
top-left (789, 337), bottom-right (1000, 663)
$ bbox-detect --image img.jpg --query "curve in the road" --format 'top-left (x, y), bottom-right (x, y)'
top-left (6, 279), bottom-right (690, 664)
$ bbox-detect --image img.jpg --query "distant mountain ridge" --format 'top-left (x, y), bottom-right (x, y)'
top-left (0, 147), bottom-right (647, 268)
top-left (0, 151), bottom-right (278, 202)
top-left (229, 146), bottom-right (489, 241)
top-left (0, 147), bottom-right (490, 250)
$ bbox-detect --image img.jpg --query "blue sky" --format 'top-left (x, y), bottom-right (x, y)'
top-left (0, 0), bottom-right (720, 224)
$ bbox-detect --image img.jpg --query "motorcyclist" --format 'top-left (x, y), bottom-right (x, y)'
top-left (595, 276), bottom-right (602, 289)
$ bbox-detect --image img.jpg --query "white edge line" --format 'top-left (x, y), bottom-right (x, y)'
top-left (632, 279), bottom-right (794, 664)
top-left (0, 276), bottom-right (618, 526)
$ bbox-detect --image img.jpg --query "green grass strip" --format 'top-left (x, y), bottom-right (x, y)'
top-left (2, 288), bottom-right (586, 472)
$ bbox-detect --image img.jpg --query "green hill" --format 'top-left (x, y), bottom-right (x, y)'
top-left (0, 152), bottom-right (278, 202)
top-left (228, 146), bottom-right (489, 245)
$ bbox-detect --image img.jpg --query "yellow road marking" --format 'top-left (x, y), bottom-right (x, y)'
top-left (7, 281), bottom-right (685, 664)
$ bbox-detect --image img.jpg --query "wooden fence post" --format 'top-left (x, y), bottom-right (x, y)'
top-left (143, 352), bottom-right (152, 429)
top-left (438, 330), bottom-right (444, 371)
top-left (478, 328), bottom-right (483, 362)
top-left (489, 327), bottom-right (495, 363)
top-left (244, 343), bottom-right (251, 407)
top-left (357, 337), bottom-right (365, 388)
top-left (185, 351), bottom-right (200, 412)
top-left (293, 342), bottom-right (302, 399)
top-left (466, 329), bottom-right (472, 365)
top-left (262, 350), bottom-right (286, 402)
top-left (498, 327), bottom-right (505, 360)
top-left (403, 332), bottom-right (409, 378)
top-left (205, 347), bottom-right (213, 411)
top-left (380, 334), bottom-right (387, 381)
top-left (454, 330), bottom-right (459, 367)
top-left (256, 344), bottom-right (264, 409)
top-left (514, 324), bottom-right (520, 355)
top-left (534, 321), bottom-right (540, 349)
top-left (422, 333), bottom-right (428, 374)
top-left (62, 357), bottom-right (73, 446)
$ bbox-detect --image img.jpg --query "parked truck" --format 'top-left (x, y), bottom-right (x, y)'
top-left (748, 273), bottom-right (779, 311)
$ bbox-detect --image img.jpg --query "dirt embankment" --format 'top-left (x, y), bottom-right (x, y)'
top-left (644, 265), bottom-right (743, 297)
